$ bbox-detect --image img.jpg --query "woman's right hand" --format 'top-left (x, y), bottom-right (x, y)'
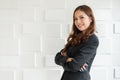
top-left (61, 52), bottom-right (67, 56)
top-left (66, 58), bottom-right (74, 62)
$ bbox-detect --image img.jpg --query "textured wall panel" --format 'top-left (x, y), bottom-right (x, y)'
top-left (113, 55), bottom-right (120, 66)
top-left (35, 53), bottom-right (44, 68)
top-left (45, 55), bottom-right (58, 67)
top-left (65, 0), bottom-right (86, 10)
top-left (96, 22), bottom-right (108, 37)
top-left (90, 67), bottom-right (107, 80)
top-left (45, 24), bottom-right (61, 37)
top-left (46, 70), bottom-right (62, 80)
top-left (0, 38), bottom-right (18, 56)
top-left (0, 24), bottom-right (14, 38)
top-left (112, 0), bottom-right (120, 20)
top-left (0, 0), bottom-right (17, 8)
top-left (97, 37), bottom-right (112, 54)
top-left (0, 9), bottom-right (18, 23)
top-left (44, 0), bottom-right (65, 9)
top-left (20, 35), bottom-right (41, 53)
top-left (61, 24), bottom-right (70, 38)
top-left (18, 0), bottom-right (41, 7)
top-left (45, 9), bottom-right (66, 21)
top-left (18, 8), bottom-right (35, 23)
top-left (23, 69), bottom-right (44, 80)
top-left (112, 37), bottom-right (120, 53)
top-left (86, 0), bottom-right (112, 9)
top-left (114, 67), bottom-right (120, 79)
top-left (94, 9), bottom-right (112, 20)
top-left (22, 23), bottom-right (44, 35)
top-left (44, 38), bottom-right (65, 54)
top-left (0, 56), bottom-right (19, 68)
top-left (93, 55), bottom-right (112, 66)
top-left (114, 22), bottom-right (120, 34)
top-left (0, 70), bottom-right (14, 80)
top-left (20, 54), bottom-right (35, 68)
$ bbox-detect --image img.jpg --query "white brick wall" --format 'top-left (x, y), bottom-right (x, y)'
top-left (0, 0), bottom-right (120, 80)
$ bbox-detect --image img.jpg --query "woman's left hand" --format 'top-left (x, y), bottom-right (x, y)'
top-left (80, 63), bottom-right (88, 71)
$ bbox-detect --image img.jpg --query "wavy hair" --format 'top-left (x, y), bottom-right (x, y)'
top-left (62, 5), bottom-right (96, 53)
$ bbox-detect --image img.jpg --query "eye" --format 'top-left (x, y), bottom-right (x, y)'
top-left (80, 16), bottom-right (84, 19)
top-left (74, 18), bottom-right (78, 20)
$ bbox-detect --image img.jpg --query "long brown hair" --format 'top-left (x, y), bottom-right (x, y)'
top-left (62, 5), bottom-right (96, 53)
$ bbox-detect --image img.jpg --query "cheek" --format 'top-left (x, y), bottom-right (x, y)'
top-left (74, 21), bottom-right (77, 26)
top-left (85, 20), bottom-right (91, 26)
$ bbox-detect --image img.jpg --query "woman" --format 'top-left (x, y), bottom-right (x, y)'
top-left (55, 5), bottom-right (99, 80)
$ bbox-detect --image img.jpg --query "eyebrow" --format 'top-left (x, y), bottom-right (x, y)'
top-left (74, 15), bottom-right (84, 18)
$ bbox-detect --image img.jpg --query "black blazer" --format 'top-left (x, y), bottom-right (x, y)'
top-left (55, 34), bottom-right (99, 80)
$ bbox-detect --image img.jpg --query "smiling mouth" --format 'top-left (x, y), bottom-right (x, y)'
top-left (78, 25), bottom-right (81, 27)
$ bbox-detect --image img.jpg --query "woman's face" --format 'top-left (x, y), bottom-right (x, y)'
top-left (74, 10), bottom-right (92, 32)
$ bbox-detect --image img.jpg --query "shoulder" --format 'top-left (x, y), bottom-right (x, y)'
top-left (87, 34), bottom-right (99, 46)
top-left (89, 34), bottom-right (99, 41)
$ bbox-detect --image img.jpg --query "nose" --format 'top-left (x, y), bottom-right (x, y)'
top-left (76, 19), bottom-right (81, 23)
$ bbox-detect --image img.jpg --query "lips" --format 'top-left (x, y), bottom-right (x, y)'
top-left (78, 25), bottom-right (81, 27)
top-left (76, 25), bottom-right (81, 30)
top-left (77, 24), bottom-right (83, 28)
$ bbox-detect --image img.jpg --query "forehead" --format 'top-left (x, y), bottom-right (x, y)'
top-left (74, 10), bottom-right (86, 17)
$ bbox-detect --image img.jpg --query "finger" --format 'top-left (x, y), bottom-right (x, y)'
top-left (84, 63), bottom-right (88, 67)
top-left (80, 69), bottom-right (82, 71)
top-left (61, 52), bottom-right (63, 55)
top-left (82, 66), bottom-right (86, 70)
top-left (80, 68), bottom-right (84, 71)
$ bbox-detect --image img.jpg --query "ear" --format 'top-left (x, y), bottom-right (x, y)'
top-left (89, 17), bottom-right (92, 23)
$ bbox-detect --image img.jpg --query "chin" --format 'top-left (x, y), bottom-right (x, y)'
top-left (79, 29), bottom-right (83, 31)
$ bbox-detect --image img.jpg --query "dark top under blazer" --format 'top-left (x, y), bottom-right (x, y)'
top-left (55, 34), bottom-right (99, 80)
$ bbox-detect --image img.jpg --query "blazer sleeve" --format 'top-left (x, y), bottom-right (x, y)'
top-left (55, 50), bottom-right (68, 66)
top-left (63, 35), bottom-right (99, 72)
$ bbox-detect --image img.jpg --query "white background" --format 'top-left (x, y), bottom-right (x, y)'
top-left (0, 0), bottom-right (120, 80)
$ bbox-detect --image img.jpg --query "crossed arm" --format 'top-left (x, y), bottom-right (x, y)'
top-left (61, 52), bottom-right (88, 71)
top-left (55, 35), bottom-right (98, 72)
